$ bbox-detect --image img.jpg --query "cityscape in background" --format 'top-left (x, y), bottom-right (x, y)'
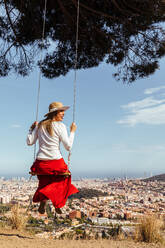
top-left (0, 173), bottom-right (164, 239)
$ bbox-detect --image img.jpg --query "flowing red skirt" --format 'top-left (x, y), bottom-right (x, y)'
top-left (30, 158), bottom-right (79, 208)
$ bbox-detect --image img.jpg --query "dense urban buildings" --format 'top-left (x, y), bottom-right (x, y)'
top-left (0, 176), bottom-right (164, 238)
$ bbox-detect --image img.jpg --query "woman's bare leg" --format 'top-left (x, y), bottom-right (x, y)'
top-left (38, 200), bottom-right (47, 214)
top-left (55, 208), bottom-right (62, 214)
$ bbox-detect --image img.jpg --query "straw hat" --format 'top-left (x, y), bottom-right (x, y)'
top-left (44, 102), bottom-right (70, 117)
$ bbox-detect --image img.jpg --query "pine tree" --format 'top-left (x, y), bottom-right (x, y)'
top-left (0, 0), bottom-right (165, 82)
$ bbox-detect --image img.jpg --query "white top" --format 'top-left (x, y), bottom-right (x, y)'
top-left (26, 122), bottom-right (75, 160)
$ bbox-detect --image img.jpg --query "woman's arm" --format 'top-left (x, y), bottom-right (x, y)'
top-left (26, 122), bottom-right (38, 146)
top-left (59, 123), bottom-right (76, 151)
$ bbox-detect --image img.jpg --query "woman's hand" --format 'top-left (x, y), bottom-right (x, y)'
top-left (30, 121), bottom-right (38, 131)
top-left (70, 122), bottom-right (77, 132)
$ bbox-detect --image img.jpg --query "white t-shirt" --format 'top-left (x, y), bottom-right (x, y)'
top-left (27, 122), bottom-right (75, 160)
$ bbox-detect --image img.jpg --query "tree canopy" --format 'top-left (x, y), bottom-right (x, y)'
top-left (0, 0), bottom-right (165, 82)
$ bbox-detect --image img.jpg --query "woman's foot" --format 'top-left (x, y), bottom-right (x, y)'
top-left (55, 208), bottom-right (62, 214)
top-left (38, 201), bottom-right (46, 214)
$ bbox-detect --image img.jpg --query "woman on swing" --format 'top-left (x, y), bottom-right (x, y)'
top-left (27, 101), bottom-right (78, 214)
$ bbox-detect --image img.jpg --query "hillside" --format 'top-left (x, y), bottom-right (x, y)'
top-left (143, 173), bottom-right (165, 182)
top-left (69, 188), bottom-right (108, 199)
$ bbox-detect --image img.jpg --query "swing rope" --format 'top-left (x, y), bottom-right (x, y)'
top-left (33, 0), bottom-right (80, 167)
top-left (33, 0), bottom-right (47, 161)
top-left (68, 0), bottom-right (80, 167)
top-left (73, 0), bottom-right (80, 124)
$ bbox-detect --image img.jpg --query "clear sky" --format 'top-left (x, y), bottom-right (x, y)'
top-left (1, 57), bottom-right (165, 179)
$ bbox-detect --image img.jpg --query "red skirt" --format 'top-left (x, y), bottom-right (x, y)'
top-left (30, 158), bottom-right (79, 208)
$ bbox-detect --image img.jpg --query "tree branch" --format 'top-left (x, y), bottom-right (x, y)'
top-left (71, 0), bottom-right (119, 21)
top-left (122, 0), bottom-right (149, 14)
top-left (57, 0), bottom-right (74, 24)
top-left (4, 0), bottom-right (29, 65)
top-left (0, 42), bottom-right (15, 58)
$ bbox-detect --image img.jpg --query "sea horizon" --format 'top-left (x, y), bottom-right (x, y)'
top-left (0, 170), bottom-right (163, 180)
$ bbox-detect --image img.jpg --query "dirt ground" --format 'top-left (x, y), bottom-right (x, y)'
top-left (0, 228), bottom-right (164, 248)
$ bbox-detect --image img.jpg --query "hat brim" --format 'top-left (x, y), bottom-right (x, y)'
top-left (44, 106), bottom-right (70, 117)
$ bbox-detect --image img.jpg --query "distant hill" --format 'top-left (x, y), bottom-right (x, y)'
top-left (69, 188), bottom-right (108, 199)
top-left (143, 173), bottom-right (165, 182)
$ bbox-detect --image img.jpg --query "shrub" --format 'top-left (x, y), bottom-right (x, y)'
top-left (107, 225), bottom-right (121, 237)
top-left (0, 204), bottom-right (11, 214)
top-left (27, 216), bottom-right (42, 227)
top-left (8, 204), bottom-right (27, 230)
top-left (135, 215), bottom-right (164, 243)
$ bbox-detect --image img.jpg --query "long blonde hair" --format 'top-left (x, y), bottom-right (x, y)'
top-left (38, 112), bottom-right (57, 136)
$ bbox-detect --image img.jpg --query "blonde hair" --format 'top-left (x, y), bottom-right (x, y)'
top-left (38, 112), bottom-right (57, 136)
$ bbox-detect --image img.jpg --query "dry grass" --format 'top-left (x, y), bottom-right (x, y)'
top-left (8, 204), bottom-right (28, 230)
top-left (116, 231), bottom-right (128, 241)
top-left (134, 215), bottom-right (164, 243)
top-left (0, 226), bottom-right (165, 248)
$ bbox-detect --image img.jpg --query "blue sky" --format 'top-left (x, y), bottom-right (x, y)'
top-left (1, 58), bottom-right (165, 179)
